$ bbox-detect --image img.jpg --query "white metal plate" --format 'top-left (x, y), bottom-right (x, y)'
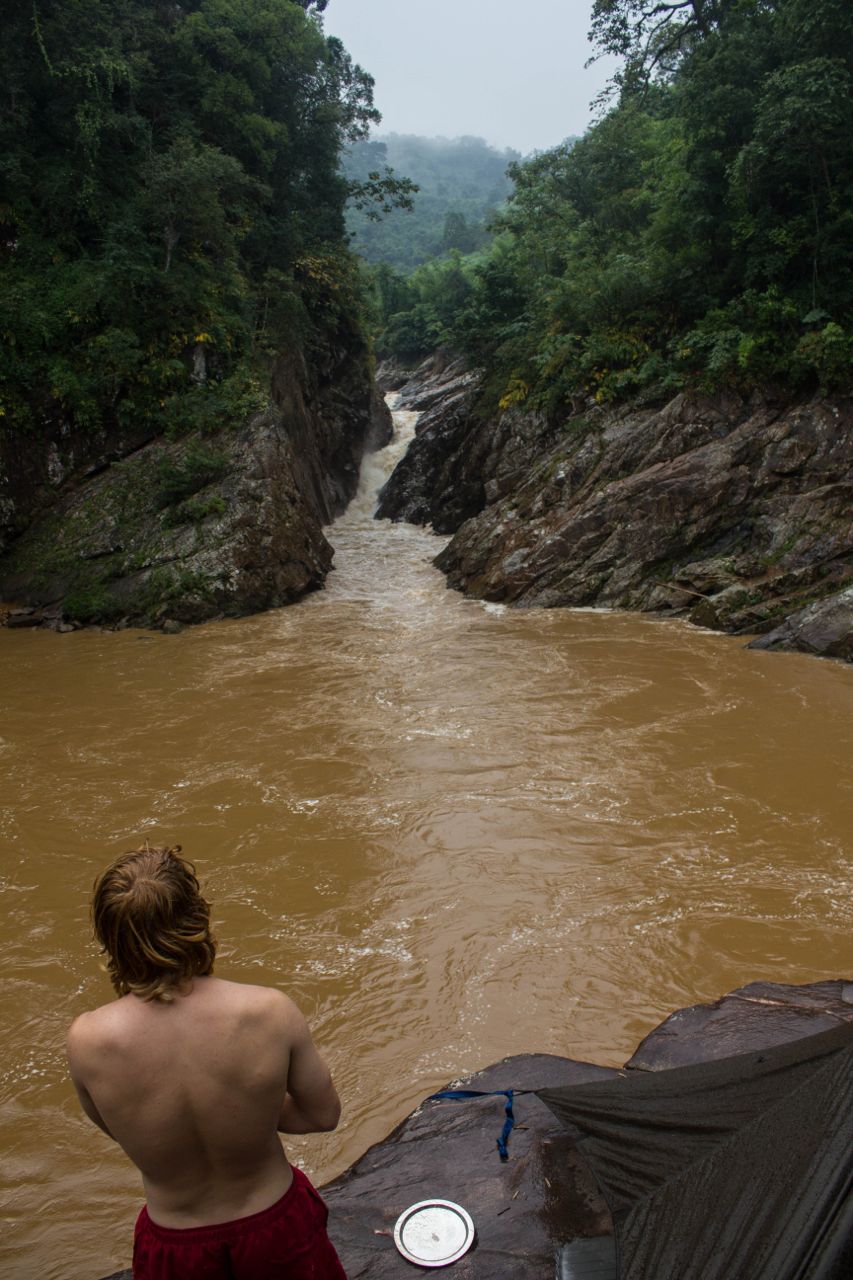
top-left (393, 1199), bottom-right (475, 1268)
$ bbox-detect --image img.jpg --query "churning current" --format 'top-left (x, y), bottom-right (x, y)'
top-left (1, 395), bottom-right (851, 1279)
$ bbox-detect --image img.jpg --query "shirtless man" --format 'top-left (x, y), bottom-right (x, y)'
top-left (66, 843), bottom-right (347, 1279)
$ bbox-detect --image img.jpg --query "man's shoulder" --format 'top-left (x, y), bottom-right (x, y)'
top-left (66, 1001), bottom-right (125, 1060)
top-left (213, 978), bottom-right (303, 1024)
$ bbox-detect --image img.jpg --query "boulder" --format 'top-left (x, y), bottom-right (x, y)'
top-left (748, 584), bottom-right (853, 661)
top-left (626, 978), bottom-right (853, 1070)
top-left (5, 607), bottom-right (43, 628)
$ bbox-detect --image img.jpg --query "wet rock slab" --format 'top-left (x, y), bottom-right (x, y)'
top-left (323, 1055), bottom-right (615, 1279)
top-left (322, 979), bottom-right (852, 1277)
top-left (625, 978), bottom-right (853, 1070)
top-left (98, 980), bottom-right (852, 1279)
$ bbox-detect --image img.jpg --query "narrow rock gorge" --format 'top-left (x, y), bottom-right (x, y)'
top-left (378, 355), bottom-right (853, 662)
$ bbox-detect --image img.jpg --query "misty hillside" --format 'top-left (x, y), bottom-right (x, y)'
top-left (342, 134), bottom-right (522, 271)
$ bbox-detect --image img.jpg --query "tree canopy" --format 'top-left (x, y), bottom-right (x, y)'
top-left (375, 0), bottom-right (853, 407)
top-left (1, 0), bottom-right (405, 436)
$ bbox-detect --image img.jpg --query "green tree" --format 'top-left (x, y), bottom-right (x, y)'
top-left (590, 0), bottom-right (735, 82)
top-left (384, 0), bottom-right (853, 404)
top-left (0, 0), bottom-right (385, 436)
top-left (441, 212), bottom-right (477, 253)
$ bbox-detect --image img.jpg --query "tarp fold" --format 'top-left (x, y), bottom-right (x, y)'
top-left (538, 1021), bottom-right (853, 1280)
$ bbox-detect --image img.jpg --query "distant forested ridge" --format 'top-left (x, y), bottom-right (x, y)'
top-left (343, 134), bottom-right (522, 271)
top-left (378, 0), bottom-right (853, 403)
top-left (0, 0), bottom-right (406, 441)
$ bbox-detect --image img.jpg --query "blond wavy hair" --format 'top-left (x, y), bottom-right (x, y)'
top-left (92, 844), bottom-right (216, 1002)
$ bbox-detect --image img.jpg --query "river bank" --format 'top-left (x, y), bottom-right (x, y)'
top-left (378, 355), bottom-right (853, 662)
top-left (98, 978), bottom-right (853, 1280)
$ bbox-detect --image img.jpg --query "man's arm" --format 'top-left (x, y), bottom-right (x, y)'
top-left (66, 1018), bottom-right (116, 1141)
top-left (276, 1005), bottom-right (341, 1135)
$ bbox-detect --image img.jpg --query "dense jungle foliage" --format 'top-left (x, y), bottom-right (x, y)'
top-left (375, 0), bottom-right (853, 409)
top-left (0, 0), bottom-right (410, 437)
top-left (343, 134), bottom-right (521, 271)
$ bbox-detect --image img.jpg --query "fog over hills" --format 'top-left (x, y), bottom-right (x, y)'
top-left (343, 133), bottom-right (523, 271)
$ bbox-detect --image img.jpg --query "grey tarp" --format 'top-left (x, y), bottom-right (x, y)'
top-left (538, 1020), bottom-right (853, 1280)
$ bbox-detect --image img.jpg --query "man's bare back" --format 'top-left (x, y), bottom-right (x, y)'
top-left (67, 975), bottom-right (341, 1228)
top-left (69, 844), bottom-right (347, 1277)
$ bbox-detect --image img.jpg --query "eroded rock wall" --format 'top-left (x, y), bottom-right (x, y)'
top-left (380, 357), bottom-right (853, 661)
top-left (0, 338), bottom-right (391, 629)
top-left (0, 411), bottom-right (159, 561)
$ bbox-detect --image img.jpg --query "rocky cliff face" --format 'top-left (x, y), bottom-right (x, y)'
top-left (377, 353), bottom-right (557, 534)
top-left (0, 340), bottom-right (391, 630)
top-left (379, 356), bottom-right (853, 661)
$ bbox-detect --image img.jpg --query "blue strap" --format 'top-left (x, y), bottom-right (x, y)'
top-left (427, 1089), bottom-right (517, 1161)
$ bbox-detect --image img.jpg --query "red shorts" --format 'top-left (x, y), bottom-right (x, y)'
top-left (132, 1167), bottom-right (347, 1279)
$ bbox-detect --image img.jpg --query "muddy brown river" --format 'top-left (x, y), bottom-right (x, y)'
top-left (1, 399), bottom-right (851, 1279)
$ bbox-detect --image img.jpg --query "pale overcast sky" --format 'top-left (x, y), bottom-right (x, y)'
top-left (323, 0), bottom-right (620, 155)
